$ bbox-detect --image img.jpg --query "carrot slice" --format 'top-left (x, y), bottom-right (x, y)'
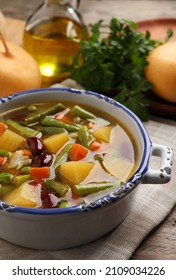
top-left (87, 122), bottom-right (94, 129)
top-left (0, 122), bottom-right (7, 136)
top-left (0, 156), bottom-right (4, 165)
top-left (69, 143), bottom-right (88, 161)
top-left (30, 167), bottom-right (50, 182)
top-left (89, 140), bottom-right (101, 151)
top-left (55, 114), bottom-right (72, 124)
top-left (21, 149), bottom-right (32, 157)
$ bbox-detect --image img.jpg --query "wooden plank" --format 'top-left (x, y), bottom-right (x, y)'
top-left (132, 205), bottom-right (176, 260)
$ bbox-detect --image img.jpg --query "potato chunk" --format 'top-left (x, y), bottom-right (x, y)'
top-left (59, 161), bottom-right (94, 185)
top-left (43, 132), bottom-right (69, 153)
top-left (0, 129), bottom-right (25, 152)
top-left (3, 182), bottom-right (40, 208)
top-left (93, 125), bottom-right (113, 143)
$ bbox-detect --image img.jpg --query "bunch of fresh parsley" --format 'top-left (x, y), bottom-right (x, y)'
top-left (70, 18), bottom-right (172, 121)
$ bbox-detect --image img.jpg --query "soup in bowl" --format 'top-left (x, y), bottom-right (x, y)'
top-left (0, 88), bottom-right (173, 249)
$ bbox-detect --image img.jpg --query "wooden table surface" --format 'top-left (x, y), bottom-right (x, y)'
top-left (0, 0), bottom-right (176, 260)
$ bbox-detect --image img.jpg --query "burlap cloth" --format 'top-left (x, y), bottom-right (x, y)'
top-left (0, 82), bottom-right (175, 260)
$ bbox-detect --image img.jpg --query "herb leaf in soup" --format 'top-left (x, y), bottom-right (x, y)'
top-left (0, 101), bottom-right (137, 209)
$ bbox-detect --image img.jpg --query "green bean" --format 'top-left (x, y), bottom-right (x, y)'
top-left (0, 149), bottom-right (11, 157)
top-left (73, 181), bottom-right (120, 196)
top-left (31, 124), bottom-right (66, 135)
top-left (21, 166), bottom-right (31, 174)
top-left (14, 174), bottom-right (31, 186)
top-left (78, 125), bottom-right (92, 148)
top-left (0, 173), bottom-right (14, 184)
top-left (41, 117), bottom-right (79, 132)
top-left (54, 144), bottom-right (72, 170)
top-left (71, 105), bottom-right (95, 119)
top-left (6, 119), bottom-right (39, 138)
top-left (44, 179), bottom-right (69, 197)
top-left (23, 102), bottom-right (66, 124)
top-left (40, 126), bottom-right (66, 135)
top-left (58, 200), bottom-right (69, 208)
top-left (68, 132), bottom-right (78, 139)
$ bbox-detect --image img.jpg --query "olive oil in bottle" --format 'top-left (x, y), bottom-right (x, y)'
top-left (23, 1), bottom-right (87, 87)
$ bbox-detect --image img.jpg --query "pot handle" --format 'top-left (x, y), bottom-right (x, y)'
top-left (141, 143), bottom-right (173, 184)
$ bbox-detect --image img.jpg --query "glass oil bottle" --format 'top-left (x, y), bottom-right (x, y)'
top-left (23, 0), bottom-right (88, 87)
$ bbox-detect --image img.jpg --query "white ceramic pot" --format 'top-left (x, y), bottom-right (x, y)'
top-left (0, 88), bottom-right (173, 250)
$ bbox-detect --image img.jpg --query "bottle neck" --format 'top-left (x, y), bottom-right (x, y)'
top-left (44, 0), bottom-right (80, 8)
top-left (44, 0), bottom-right (69, 4)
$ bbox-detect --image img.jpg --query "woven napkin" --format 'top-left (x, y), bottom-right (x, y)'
top-left (0, 82), bottom-right (175, 260)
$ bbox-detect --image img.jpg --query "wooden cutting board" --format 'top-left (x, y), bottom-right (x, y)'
top-left (5, 17), bottom-right (25, 46)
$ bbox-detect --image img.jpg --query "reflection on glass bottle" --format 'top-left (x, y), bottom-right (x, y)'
top-left (23, 0), bottom-right (88, 86)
